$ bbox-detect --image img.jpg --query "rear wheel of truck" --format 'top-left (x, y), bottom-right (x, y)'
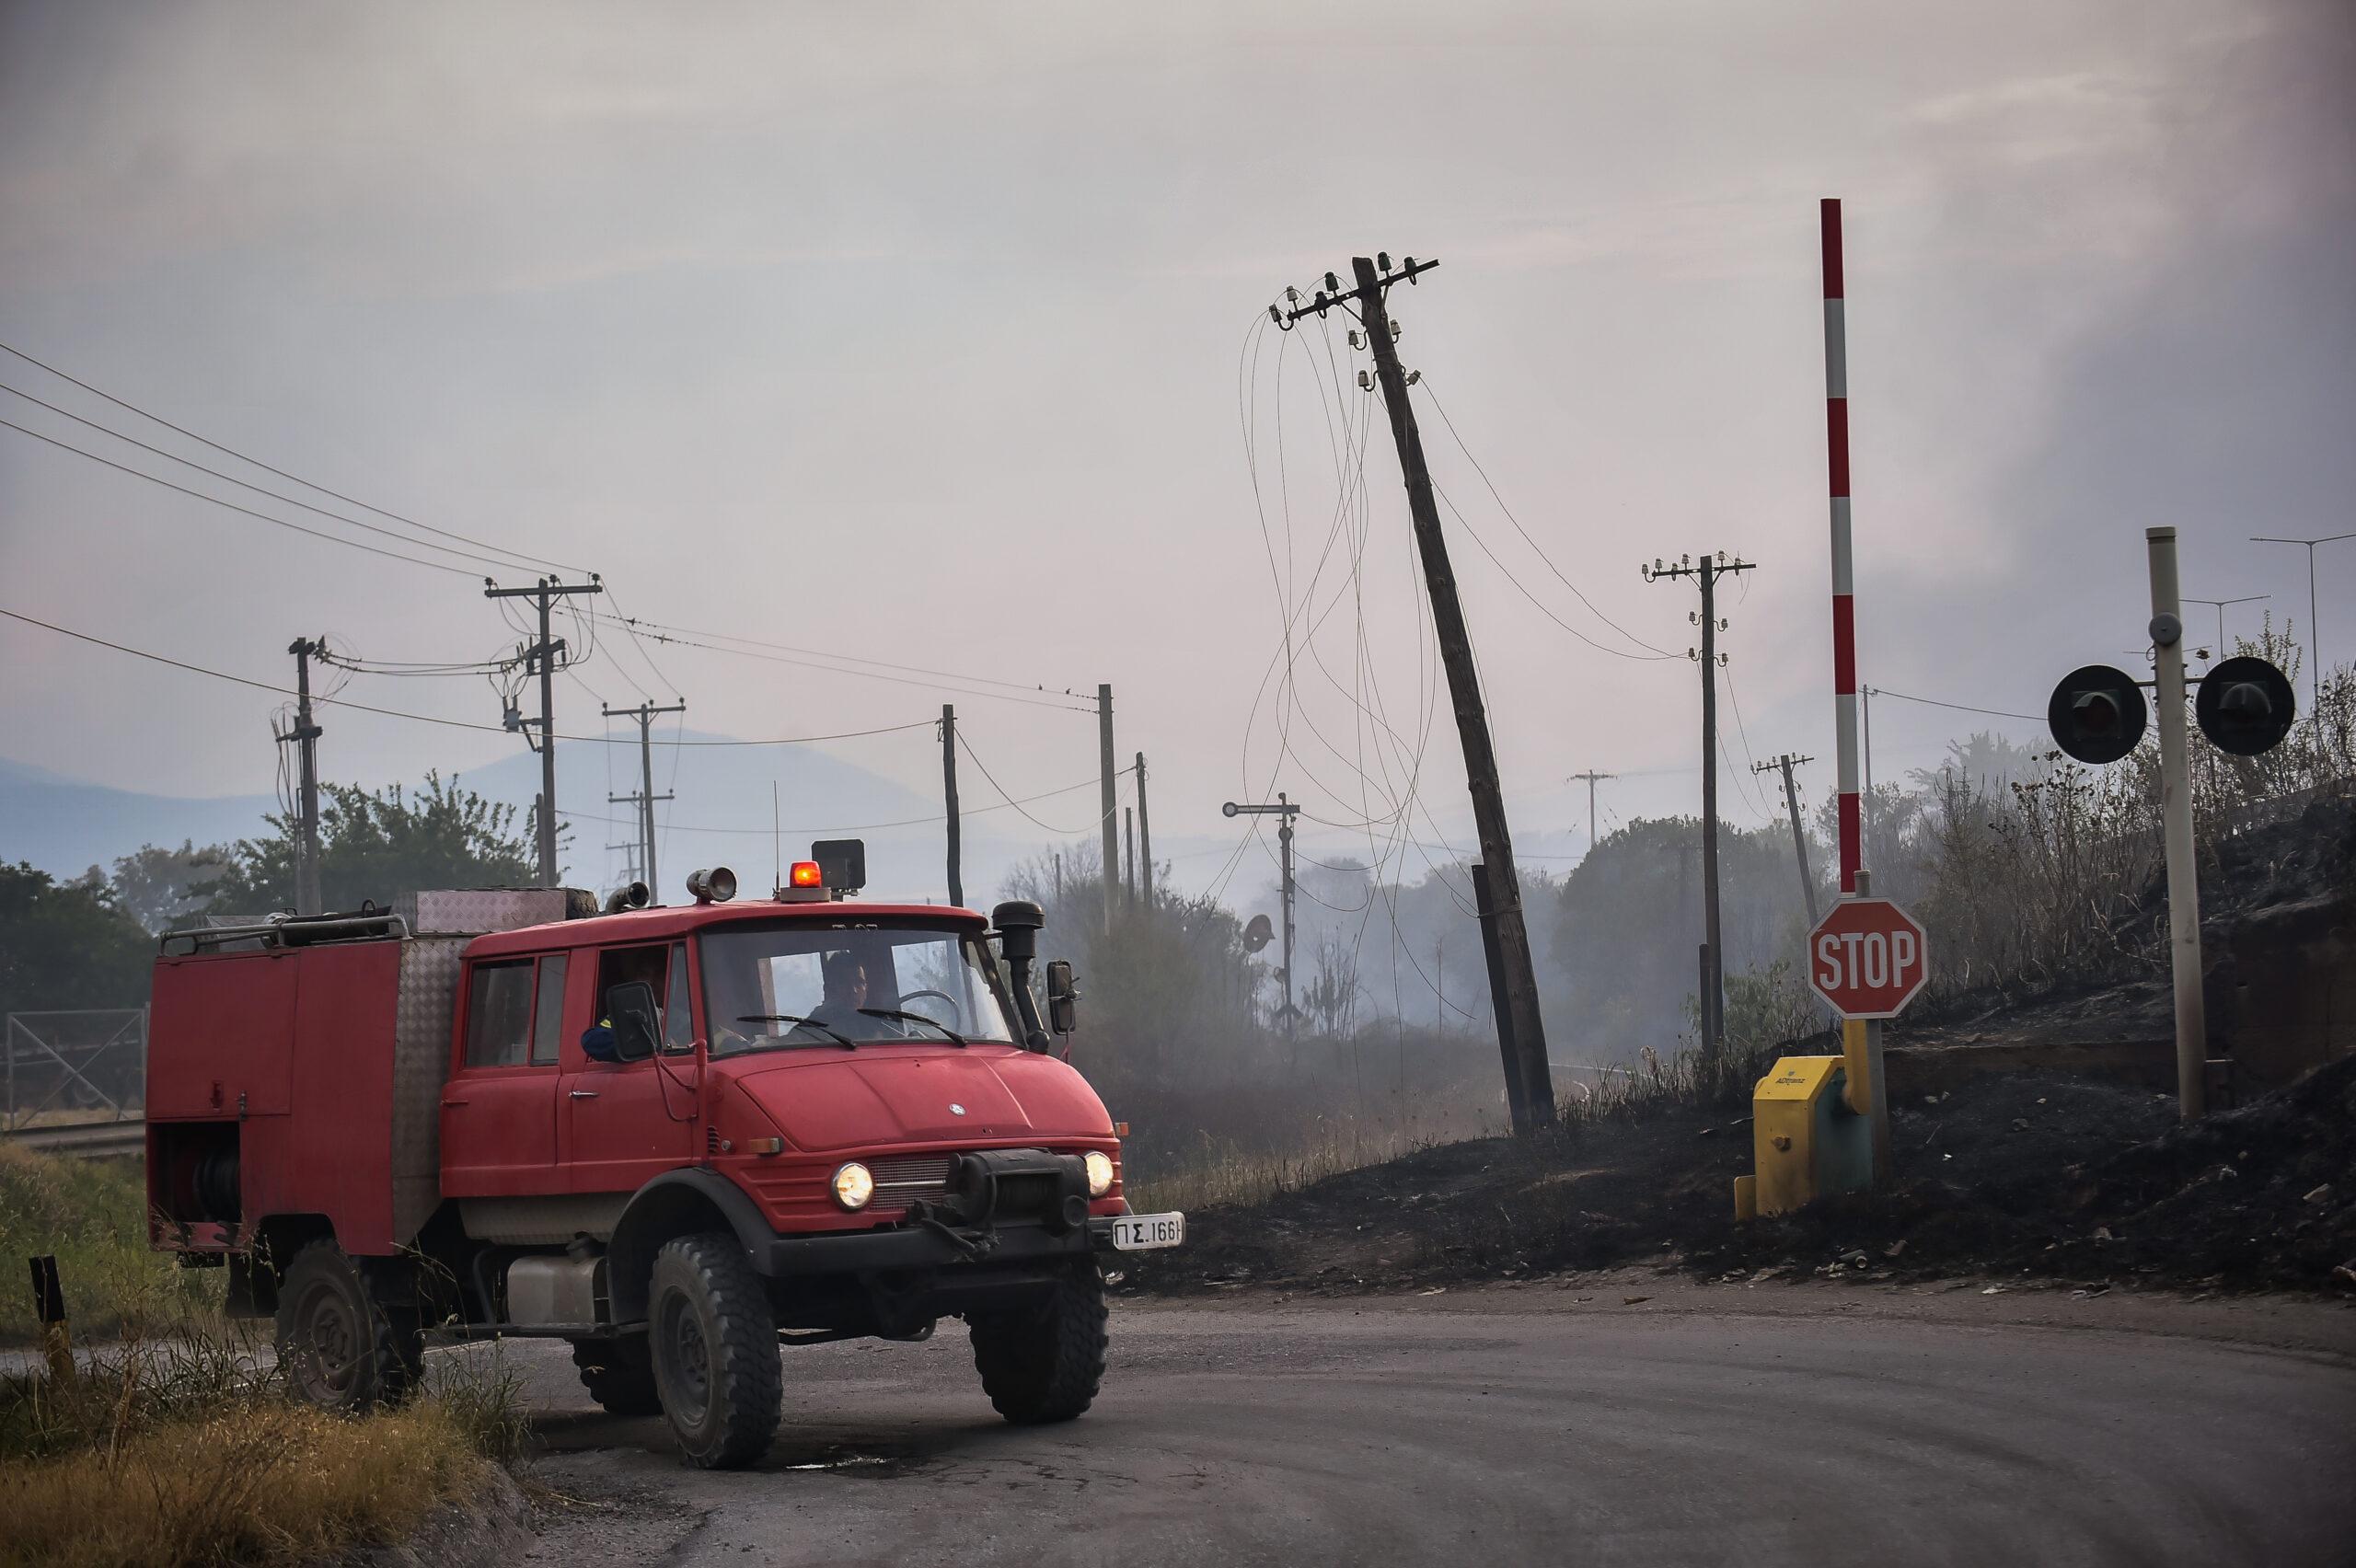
top-left (646, 1233), bottom-right (782, 1469)
top-left (273, 1240), bottom-right (423, 1412)
top-left (570, 1335), bottom-right (663, 1417)
top-left (968, 1260), bottom-right (1108, 1424)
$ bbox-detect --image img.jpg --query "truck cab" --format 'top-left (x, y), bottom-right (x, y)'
top-left (147, 856), bottom-right (1183, 1469)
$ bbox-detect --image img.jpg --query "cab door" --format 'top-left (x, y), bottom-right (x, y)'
top-left (559, 940), bottom-right (699, 1194)
top-left (439, 952), bottom-right (567, 1196)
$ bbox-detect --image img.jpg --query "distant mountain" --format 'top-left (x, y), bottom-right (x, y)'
top-left (0, 735), bottom-right (1063, 907)
top-left (0, 757), bottom-right (279, 879)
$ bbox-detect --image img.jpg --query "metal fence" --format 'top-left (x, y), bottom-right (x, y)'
top-left (4, 1009), bottom-right (147, 1131)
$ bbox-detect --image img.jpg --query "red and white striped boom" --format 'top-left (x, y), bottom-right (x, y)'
top-left (1821, 198), bottom-right (1860, 894)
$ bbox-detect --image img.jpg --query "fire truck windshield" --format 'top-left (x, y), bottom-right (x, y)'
top-left (699, 921), bottom-right (1018, 1055)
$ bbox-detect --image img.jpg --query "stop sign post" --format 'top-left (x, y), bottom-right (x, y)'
top-left (1807, 896), bottom-right (1929, 1020)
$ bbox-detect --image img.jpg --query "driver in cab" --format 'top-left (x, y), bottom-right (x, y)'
top-left (807, 950), bottom-right (900, 1039)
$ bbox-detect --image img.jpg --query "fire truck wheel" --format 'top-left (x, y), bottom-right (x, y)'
top-left (273, 1241), bottom-right (422, 1412)
top-left (646, 1233), bottom-right (782, 1469)
top-left (570, 1335), bottom-right (663, 1417)
top-left (967, 1260), bottom-right (1108, 1424)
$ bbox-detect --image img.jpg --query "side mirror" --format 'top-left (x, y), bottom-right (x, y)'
top-left (606, 981), bottom-right (661, 1063)
top-left (1045, 960), bottom-right (1078, 1036)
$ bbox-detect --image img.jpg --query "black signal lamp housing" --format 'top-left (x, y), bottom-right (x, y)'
top-left (2048, 664), bottom-right (2148, 765)
top-left (2194, 655), bottom-right (2296, 756)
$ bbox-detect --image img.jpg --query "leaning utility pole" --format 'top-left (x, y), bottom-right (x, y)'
top-left (604, 699), bottom-right (683, 901)
top-left (486, 576), bottom-right (604, 886)
top-left (1644, 550), bottom-right (1755, 1058)
top-left (1097, 684), bottom-right (1118, 930)
top-left (1285, 254), bottom-right (1554, 1130)
top-left (1753, 753), bottom-right (1819, 925)
top-left (283, 637), bottom-right (326, 916)
top-left (1124, 807), bottom-right (1137, 905)
top-left (1135, 752), bottom-right (1154, 908)
top-left (1566, 769), bottom-right (1615, 851)
top-left (1223, 795), bottom-right (1301, 1039)
top-left (940, 704), bottom-right (964, 908)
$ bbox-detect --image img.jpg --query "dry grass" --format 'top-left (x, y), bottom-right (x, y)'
top-left (1, 1331), bottom-right (514, 1568)
top-left (0, 1144), bottom-right (221, 1346)
top-left (1, 1396), bottom-right (488, 1568)
top-left (1126, 1102), bottom-right (1504, 1214)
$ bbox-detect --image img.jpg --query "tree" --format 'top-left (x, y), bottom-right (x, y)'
top-left (108, 840), bottom-right (233, 933)
top-left (200, 772), bottom-right (544, 915)
top-left (0, 862), bottom-right (156, 1017)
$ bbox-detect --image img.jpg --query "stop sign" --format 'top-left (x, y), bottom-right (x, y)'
top-left (1807, 897), bottom-right (1929, 1019)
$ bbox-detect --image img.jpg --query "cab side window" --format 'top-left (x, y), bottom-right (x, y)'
top-left (663, 943), bottom-right (695, 1052)
top-left (530, 953), bottom-right (569, 1066)
top-left (464, 960), bottom-right (536, 1067)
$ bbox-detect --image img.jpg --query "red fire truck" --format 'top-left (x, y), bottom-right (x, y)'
top-left (145, 849), bottom-right (1184, 1468)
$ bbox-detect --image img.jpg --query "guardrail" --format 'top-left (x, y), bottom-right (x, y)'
top-left (1, 1118), bottom-right (145, 1159)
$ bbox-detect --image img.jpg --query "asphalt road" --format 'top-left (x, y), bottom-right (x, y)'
top-left (502, 1286), bottom-right (2356, 1568)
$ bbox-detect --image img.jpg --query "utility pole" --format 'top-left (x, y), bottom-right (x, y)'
top-left (1124, 807), bottom-right (1137, 906)
top-left (1135, 752), bottom-right (1154, 908)
top-left (1644, 550), bottom-right (1755, 1058)
top-left (486, 576), bottom-right (604, 886)
top-left (940, 705), bottom-right (964, 908)
top-left (606, 838), bottom-right (641, 887)
top-left (2250, 534), bottom-right (2351, 711)
top-left (283, 637), bottom-right (325, 916)
top-left (1860, 686), bottom-right (1875, 850)
top-left (1565, 769), bottom-right (1615, 851)
top-left (604, 699), bottom-right (684, 901)
top-left (2149, 528), bottom-right (2208, 1120)
top-left (1224, 795), bottom-right (1301, 1039)
top-left (1753, 753), bottom-right (1819, 925)
top-left (1097, 684), bottom-right (1117, 931)
top-left (1286, 253), bottom-right (1554, 1129)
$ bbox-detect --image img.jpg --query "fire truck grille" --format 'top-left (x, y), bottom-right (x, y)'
top-left (866, 1153), bottom-right (957, 1207)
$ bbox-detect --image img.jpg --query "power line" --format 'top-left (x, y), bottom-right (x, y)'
top-left (602, 616), bottom-right (1098, 714)
top-left (1867, 686), bottom-right (2042, 723)
top-left (0, 419), bottom-right (479, 578)
top-left (0, 339), bottom-right (587, 575)
top-left (0, 606), bottom-right (934, 746)
top-left (0, 381), bottom-right (534, 575)
top-left (1415, 375), bottom-right (1678, 660)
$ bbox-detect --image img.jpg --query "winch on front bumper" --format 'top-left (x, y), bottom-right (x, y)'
top-left (750, 1147), bottom-right (1184, 1280)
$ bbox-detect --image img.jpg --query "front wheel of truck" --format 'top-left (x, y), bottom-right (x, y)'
top-left (646, 1233), bottom-right (782, 1469)
top-left (968, 1260), bottom-right (1108, 1424)
top-left (273, 1240), bottom-right (422, 1412)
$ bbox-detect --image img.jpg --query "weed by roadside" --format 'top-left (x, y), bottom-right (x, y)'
top-left (1, 1329), bottom-right (526, 1568)
top-left (0, 1144), bottom-right (221, 1344)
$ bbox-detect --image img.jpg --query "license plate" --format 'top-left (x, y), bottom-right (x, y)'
top-left (1111, 1211), bottom-right (1185, 1251)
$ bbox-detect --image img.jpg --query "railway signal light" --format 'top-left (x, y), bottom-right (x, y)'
top-left (2047, 664), bottom-right (2148, 765)
top-left (2195, 655), bottom-right (2297, 755)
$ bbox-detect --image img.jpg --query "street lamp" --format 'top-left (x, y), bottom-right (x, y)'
top-left (2251, 533), bottom-right (2355, 709)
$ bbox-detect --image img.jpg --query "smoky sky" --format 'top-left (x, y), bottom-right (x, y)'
top-left (1, 0), bottom-right (2349, 900)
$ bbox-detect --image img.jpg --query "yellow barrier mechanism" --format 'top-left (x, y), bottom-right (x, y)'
top-left (1732, 1055), bottom-right (1875, 1221)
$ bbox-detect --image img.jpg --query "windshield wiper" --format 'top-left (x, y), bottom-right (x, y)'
top-left (738, 1013), bottom-right (858, 1050)
top-left (859, 1008), bottom-right (968, 1047)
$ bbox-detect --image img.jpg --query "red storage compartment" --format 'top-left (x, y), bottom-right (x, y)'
top-left (147, 951), bottom-right (298, 1119)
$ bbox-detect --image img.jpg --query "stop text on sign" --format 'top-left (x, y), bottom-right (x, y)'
top-left (1805, 896), bottom-right (1929, 1020)
top-left (1814, 927), bottom-right (1916, 991)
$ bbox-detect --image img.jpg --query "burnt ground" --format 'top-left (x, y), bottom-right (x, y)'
top-left (1120, 1054), bottom-right (2356, 1299)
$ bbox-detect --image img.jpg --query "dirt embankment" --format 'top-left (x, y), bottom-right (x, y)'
top-left (1123, 1055), bottom-right (2356, 1298)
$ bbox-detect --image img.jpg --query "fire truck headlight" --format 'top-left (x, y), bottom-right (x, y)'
top-left (1083, 1150), bottom-right (1115, 1198)
top-left (831, 1162), bottom-right (875, 1211)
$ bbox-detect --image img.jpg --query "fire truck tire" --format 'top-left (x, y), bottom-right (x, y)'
top-left (646, 1233), bottom-right (782, 1469)
top-left (570, 1336), bottom-right (663, 1417)
top-left (272, 1240), bottom-right (423, 1412)
top-left (967, 1260), bottom-right (1107, 1424)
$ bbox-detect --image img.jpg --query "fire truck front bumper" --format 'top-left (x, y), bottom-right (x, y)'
top-left (752, 1209), bottom-right (1185, 1280)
